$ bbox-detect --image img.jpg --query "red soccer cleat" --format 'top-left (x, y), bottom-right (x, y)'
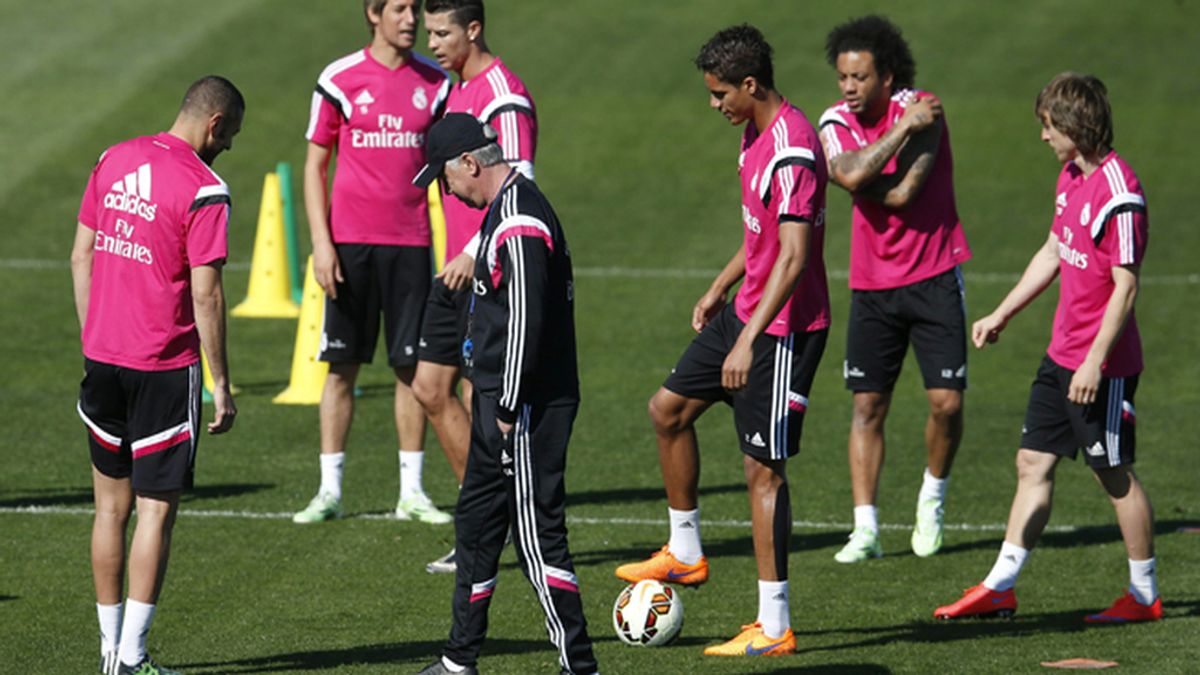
top-left (1084, 592), bottom-right (1163, 623)
top-left (934, 583), bottom-right (1017, 620)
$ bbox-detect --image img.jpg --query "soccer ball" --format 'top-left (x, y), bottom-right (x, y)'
top-left (612, 580), bottom-right (683, 646)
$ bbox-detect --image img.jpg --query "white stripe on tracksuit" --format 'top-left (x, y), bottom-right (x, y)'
top-left (770, 335), bottom-right (795, 460)
top-left (512, 405), bottom-right (572, 669)
top-left (501, 193), bottom-right (527, 412)
top-left (1105, 378), bottom-right (1125, 468)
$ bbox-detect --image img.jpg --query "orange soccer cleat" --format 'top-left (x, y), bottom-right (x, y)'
top-left (615, 545), bottom-right (709, 587)
top-left (934, 583), bottom-right (1017, 620)
top-left (1084, 592), bottom-right (1163, 623)
top-left (703, 622), bottom-right (795, 656)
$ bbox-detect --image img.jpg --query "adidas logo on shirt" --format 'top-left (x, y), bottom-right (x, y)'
top-left (103, 163), bottom-right (158, 221)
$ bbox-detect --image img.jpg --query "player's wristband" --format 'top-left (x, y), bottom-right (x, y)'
top-left (496, 406), bottom-right (517, 425)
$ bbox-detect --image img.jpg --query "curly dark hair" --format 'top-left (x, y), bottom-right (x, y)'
top-left (695, 24), bottom-right (774, 90)
top-left (824, 15), bottom-right (916, 91)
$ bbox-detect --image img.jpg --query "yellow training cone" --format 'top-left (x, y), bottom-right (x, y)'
top-left (200, 351), bottom-right (240, 403)
top-left (429, 183), bottom-right (447, 273)
top-left (274, 256), bottom-right (329, 405)
top-left (232, 172), bottom-right (300, 318)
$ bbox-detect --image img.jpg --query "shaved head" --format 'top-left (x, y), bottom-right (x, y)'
top-left (179, 75), bottom-right (245, 120)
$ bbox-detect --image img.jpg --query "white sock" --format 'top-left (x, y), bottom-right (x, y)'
top-left (918, 468), bottom-right (949, 504)
top-left (756, 580), bottom-right (790, 638)
top-left (117, 599), bottom-right (156, 666)
top-left (1128, 557), bottom-right (1157, 605)
top-left (982, 541), bottom-right (1029, 592)
top-left (319, 452), bottom-right (344, 500)
top-left (399, 450), bottom-right (424, 500)
top-left (440, 655), bottom-right (467, 673)
top-left (667, 507), bottom-right (702, 565)
top-left (97, 602), bottom-right (122, 653)
top-left (853, 505), bottom-right (878, 534)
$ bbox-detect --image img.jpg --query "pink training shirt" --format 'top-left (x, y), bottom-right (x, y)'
top-left (307, 48), bottom-right (450, 246)
top-left (1048, 151), bottom-right (1148, 377)
top-left (737, 100), bottom-right (831, 337)
top-left (441, 57), bottom-right (537, 265)
top-left (819, 89), bottom-right (971, 290)
top-left (77, 132), bottom-right (231, 371)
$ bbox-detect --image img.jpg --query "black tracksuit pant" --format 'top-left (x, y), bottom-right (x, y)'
top-left (442, 393), bottom-right (597, 674)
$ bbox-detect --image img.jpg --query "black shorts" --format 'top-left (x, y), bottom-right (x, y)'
top-left (663, 304), bottom-right (827, 460)
top-left (320, 243), bottom-right (431, 368)
top-left (418, 277), bottom-right (469, 366)
top-left (845, 266), bottom-right (967, 392)
top-left (1020, 355), bottom-right (1139, 468)
top-left (78, 358), bottom-right (201, 493)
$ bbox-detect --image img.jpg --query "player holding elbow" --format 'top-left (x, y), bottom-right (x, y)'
top-left (818, 15), bottom-right (972, 563)
top-left (935, 73), bottom-right (1159, 623)
top-left (615, 24), bottom-right (831, 657)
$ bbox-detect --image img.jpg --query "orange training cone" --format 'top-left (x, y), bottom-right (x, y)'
top-left (273, 256), bottom-right (329, 405)
top-left (232, 172), bottom-right (300, 318)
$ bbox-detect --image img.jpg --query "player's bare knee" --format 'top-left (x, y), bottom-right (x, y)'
top-left (412, 373), bottom-right (444, 413)
top-left (647, 391), bottom-right (681, 434)
top-left (1014, 449), bottom-right (1055, 484)
top-left (927, 390), bottom-right (963, 419)
top-left (851, 395), bottom-right (888, 430)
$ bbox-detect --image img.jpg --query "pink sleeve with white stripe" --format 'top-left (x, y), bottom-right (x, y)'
top-left (776, 162), bottom-right (819, 222)
top-left (305, 91), bottom-right (341, 147)
top-left (1101, 207), bottom-right (1148, 268)
top-left (186, 198), bottom-right (230, 268)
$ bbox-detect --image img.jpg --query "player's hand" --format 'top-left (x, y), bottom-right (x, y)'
top-left (691, 290), bottom-right (726, 333)
top-left (496, 418), bottom-right (513, 437)
top-left (313, 241), bottom-right (343, 300)
top-left (901, 95), bottom-right (943, 134)
top-left (437, 251), bottom-right (475, 291)
top-left (971, 312), bottom-right (1007, 349)
top-left (208, 385), bottom-right (237, 434)
top-left (721, 337), bottom-right (753, 392)
top-left (1068, 359), bottom-right (1102, 405)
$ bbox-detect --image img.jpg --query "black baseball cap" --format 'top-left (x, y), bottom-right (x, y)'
top-left (412, 113), bottom-right (494, 188)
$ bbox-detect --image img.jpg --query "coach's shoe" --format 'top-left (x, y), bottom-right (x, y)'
top-left (911, 498), bottom-right (945, 557)
top-left (395, 492), bottom-right (453, 524)
top-left (834, 527), bottom-right (882, 563)
top-left (117, 656), bottom-right (181, 675)
top-left (100, 650), bottom-right (119, 675)
top-left (426, 547), bottom-right (457, 574)
top-left (934, 583), bottom-right (1017, 619)
top-left (416, 657), bottom-right (478, 674)
top-left (292, 491), bottom-right (342, 524)
top-left (1084, 592), bottom-right (1163, 623)
top-left (615, 545), bottom-right (709, 587)
top-left (703, 622), bottom-right (795, 656)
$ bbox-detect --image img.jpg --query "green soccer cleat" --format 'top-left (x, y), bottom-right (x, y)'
top-left (117, 656), bottom-right (181, 675)
top-left (292, 491), bottom-right (342, 524)
top-left (911, 498), bottom-right (945, 557)
top-left (834, 526), bottom-right (882, 563)
top-left (395, 492), bottom-right (453, 524)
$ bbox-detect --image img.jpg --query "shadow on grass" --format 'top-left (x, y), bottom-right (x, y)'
top-left (791, 598), bottom-right (1200, 655)
top-left (182, 637), bottom-right (548, 673)
top-left (0, 483), bottom-right (274, 509)
top-left (568, 531), bottom-right (850, 569)
top-left (0, 595), bottom-right (17, 602)
top-left (566, 482), bottom-right (744, 508)
top-left (930, 518), bottom-right (1199, 558)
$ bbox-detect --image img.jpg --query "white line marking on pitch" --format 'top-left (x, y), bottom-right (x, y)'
top-left (2, 258), bottom-right (1197, 285)
top-left (0, 504), bottom-right (1076, 532)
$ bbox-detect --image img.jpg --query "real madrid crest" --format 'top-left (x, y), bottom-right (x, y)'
top-left (1079, 202), bottom-right (1091, 226)
top-left (412, 86), bottom-right (428, 111)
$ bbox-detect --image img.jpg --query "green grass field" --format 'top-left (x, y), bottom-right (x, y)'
top-left (3, 1), bottom-right (1199, 672)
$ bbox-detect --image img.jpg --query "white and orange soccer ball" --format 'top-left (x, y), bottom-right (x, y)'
top-left (612, 580), bottom-right (684, 647)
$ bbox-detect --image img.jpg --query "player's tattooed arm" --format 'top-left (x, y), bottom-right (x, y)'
top-left (856, 119), bottom-right (943, 209)
top-left (824, 95), bottom-right (942, 194)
